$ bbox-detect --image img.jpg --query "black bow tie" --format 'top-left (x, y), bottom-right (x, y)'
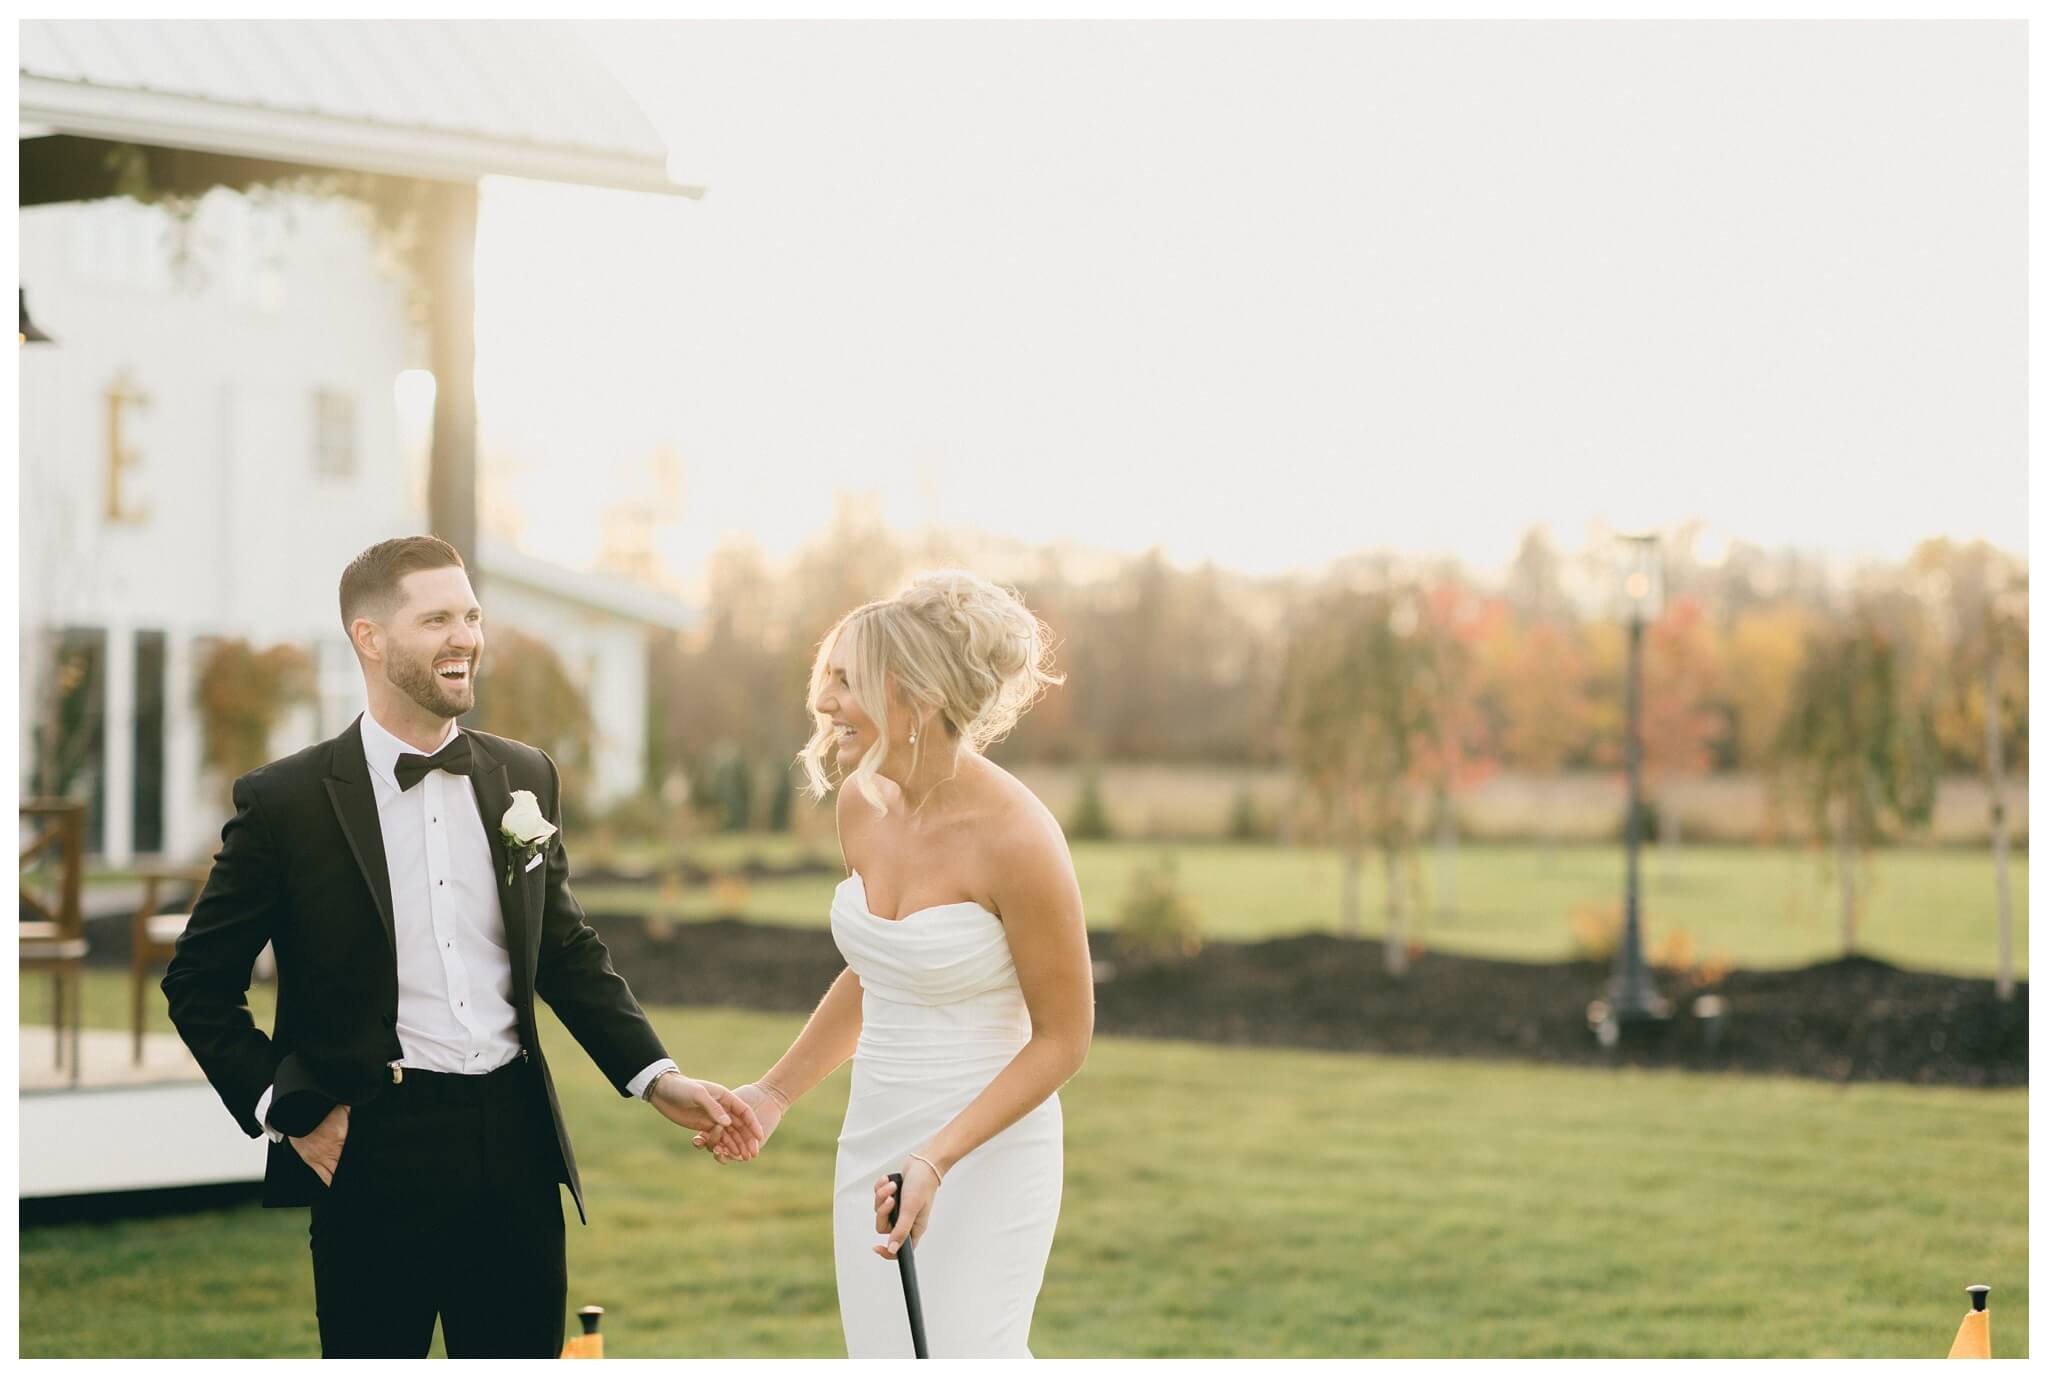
top-left (394, 733), bottom-right (474, 791)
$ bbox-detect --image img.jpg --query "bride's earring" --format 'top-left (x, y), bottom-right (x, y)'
top-left (909, 726), bottom-right (918, 746)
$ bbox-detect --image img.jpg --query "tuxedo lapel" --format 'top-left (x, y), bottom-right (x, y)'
top-left (466, 733), bottom-right (538, 997)
top-left (324, 717), bottom-right (397, 959)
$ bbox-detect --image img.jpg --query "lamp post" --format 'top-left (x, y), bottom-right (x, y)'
top-left (1610, 532), bottom-right (1671, 1026)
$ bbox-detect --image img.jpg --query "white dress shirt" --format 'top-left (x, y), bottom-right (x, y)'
top-left (257, 709), bottom-right (675, 1140)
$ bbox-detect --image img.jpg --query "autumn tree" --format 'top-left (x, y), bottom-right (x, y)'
top-left (1910, 541), bottom-right (2029, 771)
top-left (1725, 604), bottom-right (1811, 770)
top-left (1039, 550), bottom-right (1273, 765)
top-left (195, 639), bottom-right (316, 796)
top-left (676, 497), bottom-right (905, 830)
top-left (1637, 596), bottom-right (1727, 863)
top-left (471, 627), bottom-right (597, 822)
top-left (654, 535), bottom-right (814, 830)
top-left (786, 495), bottom-right (907, 678)
top-left (1000, 564), bottom-right (1081, 762)
top-left (29, 631), bottom-right (106, 806)
top-left (1410, 580), bottom-right (1503, 916)
top-left (1483, 618), bottom-right (1592, 865)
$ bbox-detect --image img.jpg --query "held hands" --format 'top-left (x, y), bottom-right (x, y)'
top-left (693, 1082), bottom-right (788, 1164)
top-left (649, 1072), bottom-right (765, 1160)
top-left (287, 1102), bottom-right (350, 1187)
top-left (873, 1152), bottom-right (943, 1258)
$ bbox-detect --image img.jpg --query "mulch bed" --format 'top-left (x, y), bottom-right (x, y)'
top-left (93, 864), bottom-right (2021, 1089)
top-left (585, 913), bottom-right (2027, 1089)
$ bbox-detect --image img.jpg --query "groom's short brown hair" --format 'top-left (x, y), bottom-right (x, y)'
top-left (339, 536), bottom-right (466, 633)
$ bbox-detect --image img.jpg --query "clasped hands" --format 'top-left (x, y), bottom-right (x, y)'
top-left (648, 1071), bottom-right (769, 1160)
top-left (689, 1081), bottom-right (789, 1164)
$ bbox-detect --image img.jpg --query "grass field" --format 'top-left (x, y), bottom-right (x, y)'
top-left (998, 764), bottom-right (2030, 848)
top-left (18, 997), bottom-right (2029, 1358)
top-left (573, 838), bottom-right (2028, 979)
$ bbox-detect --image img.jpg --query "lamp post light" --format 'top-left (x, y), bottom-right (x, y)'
top-left (1609, 532), bottom-right (1671, 1029)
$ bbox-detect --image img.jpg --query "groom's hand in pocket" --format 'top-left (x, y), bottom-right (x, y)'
top-left (287, 1103), bottom-right (350, 1187)
top-left (650, 1073), bottom-right (764, 1158)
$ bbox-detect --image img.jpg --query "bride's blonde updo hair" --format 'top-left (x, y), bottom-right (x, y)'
top-left (798, 570), bottom-right (1064, 815)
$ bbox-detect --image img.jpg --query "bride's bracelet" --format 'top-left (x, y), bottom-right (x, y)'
top-left (757, 1078), bottom-right (793, 1110)
top-left (908, 1151), bottom-right (945, 1183)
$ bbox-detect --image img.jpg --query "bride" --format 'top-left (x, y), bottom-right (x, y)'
top-left (694, 570), bottom-right (1093, 1358)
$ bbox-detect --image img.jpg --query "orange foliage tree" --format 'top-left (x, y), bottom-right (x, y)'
top-left (195, 639), bottom-right (316, 793)
top-left (1638, 597), bottom-right (1727, 855)
top-left (1483, 618), bottom-right (1592, 863)
top-left (1412, 580), bottom-right (1504, 915)
top-left (470, 627), bottom-right (597, 823)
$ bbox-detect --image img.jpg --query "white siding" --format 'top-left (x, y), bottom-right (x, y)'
top-left (20, 185), bottom-right (679, 859)
top-left (480, 579), bottom-right (650, 805)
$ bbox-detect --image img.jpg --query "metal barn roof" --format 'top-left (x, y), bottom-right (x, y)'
top-left (19, 19), bottom-right (698, 197)
top-left (478, 538), bottom-right (697, 633)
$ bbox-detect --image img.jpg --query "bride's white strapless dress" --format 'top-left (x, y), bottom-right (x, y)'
top-left (829, 871), bottom-right (1064, 1359)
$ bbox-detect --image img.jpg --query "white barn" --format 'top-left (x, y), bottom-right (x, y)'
top-left (19, 20), bottom-right (696, 866)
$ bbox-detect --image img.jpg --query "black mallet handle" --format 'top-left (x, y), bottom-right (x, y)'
top-left (887, 1172), bottom-right (930, 1358)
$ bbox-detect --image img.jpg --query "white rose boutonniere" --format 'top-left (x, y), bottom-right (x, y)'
top-left (499, 789), bottom-right (559, 885)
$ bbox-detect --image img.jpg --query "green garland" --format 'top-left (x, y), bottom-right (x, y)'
top-left (97, 141), bottom-right (440, 320)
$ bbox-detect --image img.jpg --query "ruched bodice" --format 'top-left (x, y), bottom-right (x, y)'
top-left (831, 871), bottom-right (1023, 1001)
top-left (832, 872), bottom-right (1032, 1061)
top-left (826, 870), bottom-right (1063, 1358)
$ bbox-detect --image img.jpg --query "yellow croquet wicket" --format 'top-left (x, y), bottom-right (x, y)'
top-left (561, 1305), bottom-right (605, 1359)
top-left (1946, 1285), bottom-right (1990, 1359)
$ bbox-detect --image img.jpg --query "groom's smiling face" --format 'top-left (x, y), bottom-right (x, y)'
top-left (381, 566), bottom-right (485, 720)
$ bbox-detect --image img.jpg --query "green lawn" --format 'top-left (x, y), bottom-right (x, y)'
top-left (20, 1000), bottom-right (2028, 1358)
top-left (572, 838), bottom-right (2028, 979)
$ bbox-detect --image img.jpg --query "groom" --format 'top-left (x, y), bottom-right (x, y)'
top-left (163, 535), bottom-right (761, 1357)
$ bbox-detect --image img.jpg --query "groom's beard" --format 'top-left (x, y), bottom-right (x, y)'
top-left (387, 646), bottom-right (478, 719)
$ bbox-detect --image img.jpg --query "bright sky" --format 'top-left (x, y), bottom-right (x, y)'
top-left (466, 20), bottom-right (2026, 588)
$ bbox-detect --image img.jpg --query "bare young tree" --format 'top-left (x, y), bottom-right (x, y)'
top-left (1911, 539), bottom-right (2027, 1000)
top-left (1774, 612), bottom-right (1939, 954)
top-left (1284, 584), bottom-right (1435, 975)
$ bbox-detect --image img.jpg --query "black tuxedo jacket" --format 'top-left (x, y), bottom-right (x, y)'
top-left (162, 716), bottom-right (668, 1222)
